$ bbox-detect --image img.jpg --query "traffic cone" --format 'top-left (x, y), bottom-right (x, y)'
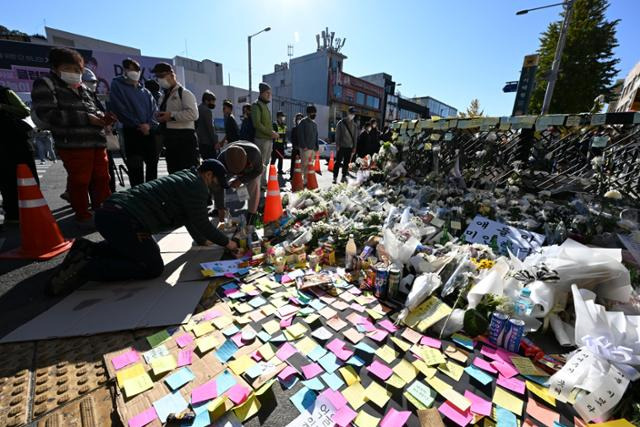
top-left (314, 151), bottom-right (321, 173)
top-left (0, 164), bottom-right (73, 260)
top-left (291, 156), bottom-right (304, 192)
top-left (306, 156), bottom-right (318, 190)
top-left (328, 151), bottom-right (335, 172)
top-left (263, 165), bottom-right (283, 224)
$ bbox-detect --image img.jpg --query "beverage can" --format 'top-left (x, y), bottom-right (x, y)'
top-left (374, 267), bottom-right (389, 299)
top-left (387, 267), bottom-right (402, 301)
top-left (503, 318), bottom-right (525, 352)
top-left (489, 312), bottom-right (509, 346)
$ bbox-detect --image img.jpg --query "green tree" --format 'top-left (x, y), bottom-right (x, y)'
top-left (458, 98), bottom-right (484, 118)
top-left (528, 0), bottom-right (620, 114)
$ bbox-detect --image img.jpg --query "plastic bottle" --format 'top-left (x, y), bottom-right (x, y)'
top-left (345, 234), bottom-right (357, 270)
top-left (514, 288), bottom-right (534, 317)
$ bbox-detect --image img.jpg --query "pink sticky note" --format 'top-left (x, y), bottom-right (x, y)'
top-left (223, 288), bottom-right (238, 296)
top-left (301, 362), bottom-right (324, 379)
top-left (473, 357), bottom-right (498, 374)
top-left (226, 384), bottom-right (250, 405)
top-left (276, 342), bottom-right (298, 361)
top-left (177, 349), bottom-right (192, 367)
top-left (378, 319), bottom-right (399, 333)
top-left (349, 302), bottom-right (365, 313)
top-left (333, 405), bottom-right (358, 427)
top-left (231, 333), bottom-right (245, 348)
top-left (203, 309), bottom-right (223, 320)
top-left (319, 389), bottom-right (347, 410)
top-left (278, 365), bottom-right (298, 381)
top-left (492, 360), bottom-right (519, 379)
top-left (439, 401), bottom-right (473, 427)
top-left (112, 349), bottom-right (139, 370)
top-left (251, 351), bottom-right (263, 362)
top-left (175, 333), bottom-right (194, 348)
top-left (497, 374), bottom-right (525, 394)
top-left (368, 360), bottom-right (393, 380)
top-left (369, 329), bottom-right (389, 342)
top-left (280, 315), bottom-right (294, 328)
top-left (401, 328), bottom-right (423, 343)
top-left (326, 338), bottom-right (354, 361)
top-left (128, 407), bottom-right (158, 427)
top-left (421, 336), bottom-right (442, 348)
top-left (463, 390), bottom-right (492, 417)
top-left (191, 379), bottom-right (217, 404)
top-left (380, 407), bottom-right (411, 427)
top-left (359, 319), bottom-right (376, 332)
top-left (278, 304), bottom-right (298, 317)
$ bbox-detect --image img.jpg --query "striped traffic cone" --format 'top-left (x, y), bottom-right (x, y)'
top-left (328, 151), bottom-right (335, 172)
top-left (263, 165), bottom-right (283, 224)
top-left (291, 156), bottom-right (304, 192)
top-left (306, 156), bottom-right (318, 190)
top-left (0, 164), bottom-right (73, 260)
top-left (314, 151), bottom-right (321, 173)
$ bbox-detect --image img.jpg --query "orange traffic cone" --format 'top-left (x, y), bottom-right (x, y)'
top-left (328, 151), bottom-right (335, 172)
top-left (291, 156), bottom-right (304, 192)
top-left (306, 156), bottom-right (318, 190)
top-left (263, 165), bottom-right (283, 224)
top-left (314, 151), bottom-right (321, 173)
top-left (0, 164), bottom-right (73, 260)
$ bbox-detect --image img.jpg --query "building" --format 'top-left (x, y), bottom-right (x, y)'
top-left (397, 97), bottom-right (429, 120)
top-left (174, 55), bottom-right (223, 100)
top-left (413, 96), bottom-right (458, 118)
top-left (359, 72), bottom-right (396, 124)
top-left (45, 27), bottom-right (139, 56)
top-left (614, 61), bottom-right (640, 112)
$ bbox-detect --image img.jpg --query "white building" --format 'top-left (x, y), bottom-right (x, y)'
top-left (615, 61), bottom-right (640, 112)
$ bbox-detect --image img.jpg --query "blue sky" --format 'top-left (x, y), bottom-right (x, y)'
top-left (5, 0), bottom-right (639, 115)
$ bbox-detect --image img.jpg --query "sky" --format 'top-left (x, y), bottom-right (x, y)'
top-left (4, 0), bottom-right (640, 116)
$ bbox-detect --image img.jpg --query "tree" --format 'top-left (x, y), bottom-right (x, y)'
top-left (528, 0), bottom-right (620, 114)
top-left (458, 99), bottom-right (484, 118)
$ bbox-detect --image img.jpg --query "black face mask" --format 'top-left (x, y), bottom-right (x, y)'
top-left (207, 103), bottom-right (216, 109)
top-left (309, 114), bottom-right (317, 120)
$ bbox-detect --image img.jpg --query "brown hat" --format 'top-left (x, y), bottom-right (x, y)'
top-left (225, 146), bottom-right (247, 174)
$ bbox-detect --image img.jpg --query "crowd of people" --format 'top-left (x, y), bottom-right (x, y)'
top-left (0, 45), bottom-right (391, 294)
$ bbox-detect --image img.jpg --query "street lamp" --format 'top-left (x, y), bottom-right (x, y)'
top-left (517, 1), bottom-right (574, 114)
top-left (248, 26), bottom-right (271, 103)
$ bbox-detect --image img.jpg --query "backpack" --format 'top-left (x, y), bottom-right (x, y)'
top-left (30, 76), bottom-right (56, 130)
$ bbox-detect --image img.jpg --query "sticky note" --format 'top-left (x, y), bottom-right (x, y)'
top-left (375, 345), bottom-right (398, 364)
top-left (495, 406), bottom-right (518, 427)
top-left (444, 346), bottom-right (469, 364)
top-left (342, 381), bottom-right (366, 410)
top-left (321, 371), bottom-right (345, 391)
top-left (116, 363), bottom-right (146, 388)
top-left (191, 379), bottom-right (218, 404)
top-left (497, 374), bottom-right (525, 394)
top-left (527, 397), bottom-right (560, 425)
top-left (234, 394), bottom-right (261, 421)
top-left (464, 365), bottom-right (494, 386)
top-left (421, 335), bottom-right (442, 348)
top-left (286, 322), bottom-right (308, 339)
top-left (526, 380), bottom-right (556, 406)
top-left (416, 346), bottom-right (447, 366)
top-left (302, 377), bottom-right (325, 391)
top-left (320, 388), bottom-right (347, 410)
top-left (492, 360), bottom-right (518, 379)
top-left (473, 357), bottom-right (498, 374)
top-left (301, 362), bottom-right (324, 379)
top-left (152, 391), bottom-right (189, 423)
top-left (318, 352), bottom-right (341, 373)
top-left (355, 410), bottom-right (381, 427)
top-left (390, 336), bottom-right (412, 352)
top-left (312, 326), bottom-right (334, 341)
top-left (177, 349), bottom-right (192, 367)
top-left (368, 360), bottom-right (393, 381)
top-left (262, 319), bottom-right (280, 335)
top-left (150, 354), bottom-right (177, 376)
top-left (364, 380), bottom-right (391, 408)
top-left (275, 342), bottom-right (297, 361)
top-left (441, 388), bottom-right (472, 412)
top-left (257, 343), bottom-right (275, 361)
top-left (438, 360), bottom-right (464, 381)
top-left (127, 407), bottom-right (157, 427)
top-left (228, 354), bottom-right (255, 375)
top-left (393, 358), bottom-right (418, 383)
top-left (354, 341), bottom-right (376, 354)
top-left (406, 380), bottom-right (436, 408)
top-left (290, 387), bottom-right (316, 413)
top-left (193, 321), bottom-right (215, 337)
top-left (112, 350), bottom-right (139, 370)
top-left (493, 387), bottom-right (524, 416)
top-left (226, 384), bottom-right (251, 405)
top-left (334, 405), bottom-right (358, 427)
top-left (146, 330), bottom-right (170, 348)
top-left (327, 316), bottom-right (348, 331)
top-left (142, 345), bottom-right (169, 364)
top-left (326, 338), bottom-right (354, 361)
top-left (295, 337), bottom-right (319, 355)
top-left (401, 327), bottom-right (423, 343)
top-left (175, 333), bottom-right (194, 348)
top-left (378, 319), bottom-right (398, 333)
top-left (510, 355), bottom-right (548, 377)
top-left (438, 400), bottom-right (473, 427)
top-left (386, 373), bottom-right (406, 389)
top-left (343, 328), bottom-right (365, 344)
top-left (308, 345), bottom-right (328, 362)
top-left (412, 359), bottom-right (437, 379)
top-left (278, 365), bottom-right (298, 382)
top-left (196, 335), bottom-right (217, 354)
top-left (222, 324), bottom-right (240, 337)
top-left (380, 407), bottom-right (411, 427)
top-left (216, 339), bottom-right (239, 363)
top-left (426, 375), bottom-right (452, 395)
top-left (451, 333), bottom-right (475, 350)
top-left (212, 316), bottom-right (233, 329)
top-left (464, 390), bottom-right (492, 416)
top-left (339, 366), bottom-right (359, 386)
top-left (587, 421), bottom-right (636, 427)
top-left (165, 367), bottom-right (195, 391)
top-left (123, 373), bottom-right (153, 398)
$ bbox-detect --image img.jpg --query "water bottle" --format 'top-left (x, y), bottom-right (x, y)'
top-left (514, 288), bottom-right (534, 317)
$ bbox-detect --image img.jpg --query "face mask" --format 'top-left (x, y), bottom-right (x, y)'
top-left (84, 82), bottom-right (97, 92)
top-left (309, 114), bottom-right (317, 120)
top-left (158, 77), bottom-right (172, 89)
top-left (348, 114), bottom-right (355, 121)
top-left (60, 71), bottom-right (82, 86)
top-left (372, 124), bottom-right (377, 128)
top-left (126, 70), bottom-right (141, 81)
top-left (208, 103), bottom-right (216, 110)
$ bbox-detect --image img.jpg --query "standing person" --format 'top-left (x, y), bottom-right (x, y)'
top-left (0, 85), bottom-right (37, 226)
top-left (239, 103), bottom-right (255, 142)
top-left (251, 82), bottom-right (279, 188)
top-left (381, 125), bottom-right (392, 143)
top-left (333, 107), bottom-right (357, 184)
top-left (357, 122), bottom-right (372, 159)
top-left (151, 62), bottom-right (199, 174)
top-left (296, 105), bottom-right (318, 183)
top-left (215, 142), bottom-right (263, 225)
top-left (109, 58), bottom-right (158, 186)
top-left (369, 119), bottom-right (381, 156)
top-left (271, 111), bottom-right (287, 175)
top-left (31, 47), bottom-right (114, 228)
top-left (34, 129), bottom-right (56, 165)
top-left (144, 79), bottom-right (162, 103)
top-left (196, 90), bottom-right (218, 159)
top-left (288, 112), bottom-right (303, 173)
top-left (222, 100), bottom-right (239, 145)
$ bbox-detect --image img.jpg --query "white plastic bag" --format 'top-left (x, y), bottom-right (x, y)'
top-left (383, 227), bottom-right (419, 266)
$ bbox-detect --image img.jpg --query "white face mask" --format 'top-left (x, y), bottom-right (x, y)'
top-left (158, 77), bottom-right (172, 89)
top-left (126, 70), bottom-right (141, 81)
top-left (84, 82), bottom-right (97, 92)
top-left (60, 71), bottom-right (82, 86)
top-left (348, 114), bottom-right (355, 121)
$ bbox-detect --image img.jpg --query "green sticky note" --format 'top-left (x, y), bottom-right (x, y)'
top-left (147, 329), bottom-right (170, 348)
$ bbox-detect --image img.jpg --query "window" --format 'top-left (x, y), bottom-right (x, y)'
top-left (366, 96), bottom-right (380, 109)
top-left (356, 92), bottom-right (365, 105)
top-left (280, 79), bottom-right (285, 86)
top-left (333, 85), bottom-right (343, 98)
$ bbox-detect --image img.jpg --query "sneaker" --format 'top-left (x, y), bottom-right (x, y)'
top-left (59, 237), bottom-right (95, 270)
top-left (46, 258), bottom-right (89, 297)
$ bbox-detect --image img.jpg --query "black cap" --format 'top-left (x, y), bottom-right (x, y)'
top-left (198, 159), bottom-right (228, 188)
top-left (151, 62), bottom-right (173, 74)
top-left (276, 111), bottom-right (285, 117)
top-left (348, 106), bottom-right (356, 114)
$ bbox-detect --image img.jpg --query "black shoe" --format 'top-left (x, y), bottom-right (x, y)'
top-left (332, 179), bottom-right (337, 185)
top-left (59, 238), bottom-right (95, 270)
top-left (46, 258), bottom-right (89, 297)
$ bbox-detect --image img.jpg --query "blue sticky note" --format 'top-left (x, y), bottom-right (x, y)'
top-left (229, 291), bottom-right (246, 300)
top-left (356, 325), bottom-right (367, 333)
top-left (249, 296), bottom-right (267, 308)
top-left (281, 375), bottom-right (299, 390)
top-left (222, 283), bottom-right (238, 290)
top-left (153, 392), bottom-right (189, 423)
top-left (300, 307), bottom-right (315, 316)
top-left (523, 374), bottom-right (549, 386)
top-left (451, 333), bottom-right (475, 351)
top-left (236, 267), bottom-right (250, 276)
top-left (321, 371), bottom-right (345, 391)
top-left (271, 333), bottom-right (286, 343)
top-left (190, 400), bottom-right (210, 415)
top-left (258, 331), bottom-right (271, 342)
top-left (216, 339), bottom-right (239, 363)
top-left (290, 387), bottom-right (317, 413)
top-left (222, 324), bottom-right (240, 337)
top-left (464, 365), bottom-right (493, 386)
top-left (164, 367), bottom-right (195, 391)
top-left (553, 422), bottom-right (568, 427)
top-left (354, 342), bottom-right (376, 354)
top-left (308, 346), bottom-right (328, 362)
top-left (181, 410), bottom-right (210, 427)
top-left (215, 370), bottom-right (237, 395)
top-left (496, 406), bottom-right (518, 427)
top-left (302, 377), bottom-right (326, 391)
top-left (346, 355), bottom-right (365, 367)
top-left (318, 352), bottom-right (341, 373)
top-left (309, 299), bottom-right (326, 310)
top-left (245, 362), bottom-right (266, 379)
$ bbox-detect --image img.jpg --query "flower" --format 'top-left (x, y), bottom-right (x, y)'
top-left (604, 189), bottom-right (622, 200)
top-left (591, 156), bottom-right (605, 168)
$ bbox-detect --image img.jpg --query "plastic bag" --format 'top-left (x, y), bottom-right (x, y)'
top-left (397, 273), bottom-right (441, 323)
top-left (383, 227), bottom-right (420, 266)
top-left (432, 308), bottom-right (465, 337)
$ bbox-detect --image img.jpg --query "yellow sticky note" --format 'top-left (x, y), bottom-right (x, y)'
top-left (404, 390), bottom-right (428, 410)
top-left (426, 375), bottom-right (452, 395)
top-left (484, 417), bottom-right (497, 427)
top-left (212, 316), bottom-right (234, 329)
top-left (235, 303), bottom-right (253, 314)
top-left (342, 381), bottom-right (366, 410)
top-left (510, 355), bottom-right (547, 377)
top-left (262, 319), bottom-right (280, 335)
top-left (493, 387), bottom-right (524, 416)
top-left (365, 381), bottom-right (391, 408)
top-left (196, 335), bottom-right (218, 354)
top-left (228, 354), bottom-right (256, 376)
top-left (234, 394), bottom-right (261, 421)
top-left (207, 395), bottom-right (228, 421)
top-left (257, 343), bottom-right (275, 361)
top-left (150, 354), bottom-right (177, 375)
top-left (403, 296), bottom-right (452, 332)
top-left (588, 420), bottom-right (635, 427)
top-left (390, 336), bottom-right (412, 352)
top-left (526, 380), bottom-right (556, 407)
top-left (393, 359), bottom-right (418, 383)
top-left (193, 321), bottom-right (214, 337)
top-left (235, 315), bottom-right (251, 325)
top-left (437, 361), bottom-right (464, 381)
top-left (412, 359), bottom-right (437, 379)
top-left (261, 304), bottom-right (277, 316)
top-left (339, 366), bottom-right (359, 386)
top-left (255, 379), bottom-right (276, 396)
top-left (375, 345), bottom-right (398, 364)
top-left (444, 346), bottom-right (469, 364)
top-left (294, 337), bottom-right (318, 355)
top-left (305, 314), bottom-right (320, 324)
top-left (386, 373), bottom-right (406, 389)
top-left (442, 387), bottom-right (471, 412)
top-left (122, 372), bottom-right (153, 398)
top-left (418, 346), bottom-right (446, 366)
top-left (355, 410), bottom-right (381, 427)
top-left (116, 363), bottom-right (146, 387)
top-left (286, 322), bottom-right (307, 339)
top-left (365, 309), bottom-right (384, 320)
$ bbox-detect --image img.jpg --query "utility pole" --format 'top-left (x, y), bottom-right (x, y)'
top-left (247, 27), bottom-right (271, 103)
top-left (541, 0), bottom-right (573, 114)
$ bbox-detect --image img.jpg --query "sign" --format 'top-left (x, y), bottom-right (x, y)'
top-left (512, 54), bottom-right (539, 116)
top-left (285, 395), bottom-right (336, 427)
top-left (462, 215), bottom-right (545, 260)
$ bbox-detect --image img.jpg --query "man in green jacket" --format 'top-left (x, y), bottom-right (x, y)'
top-left (251, 82), bottom-right (278, 188)
top-left (47, 160), bottom-right (238, 296)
